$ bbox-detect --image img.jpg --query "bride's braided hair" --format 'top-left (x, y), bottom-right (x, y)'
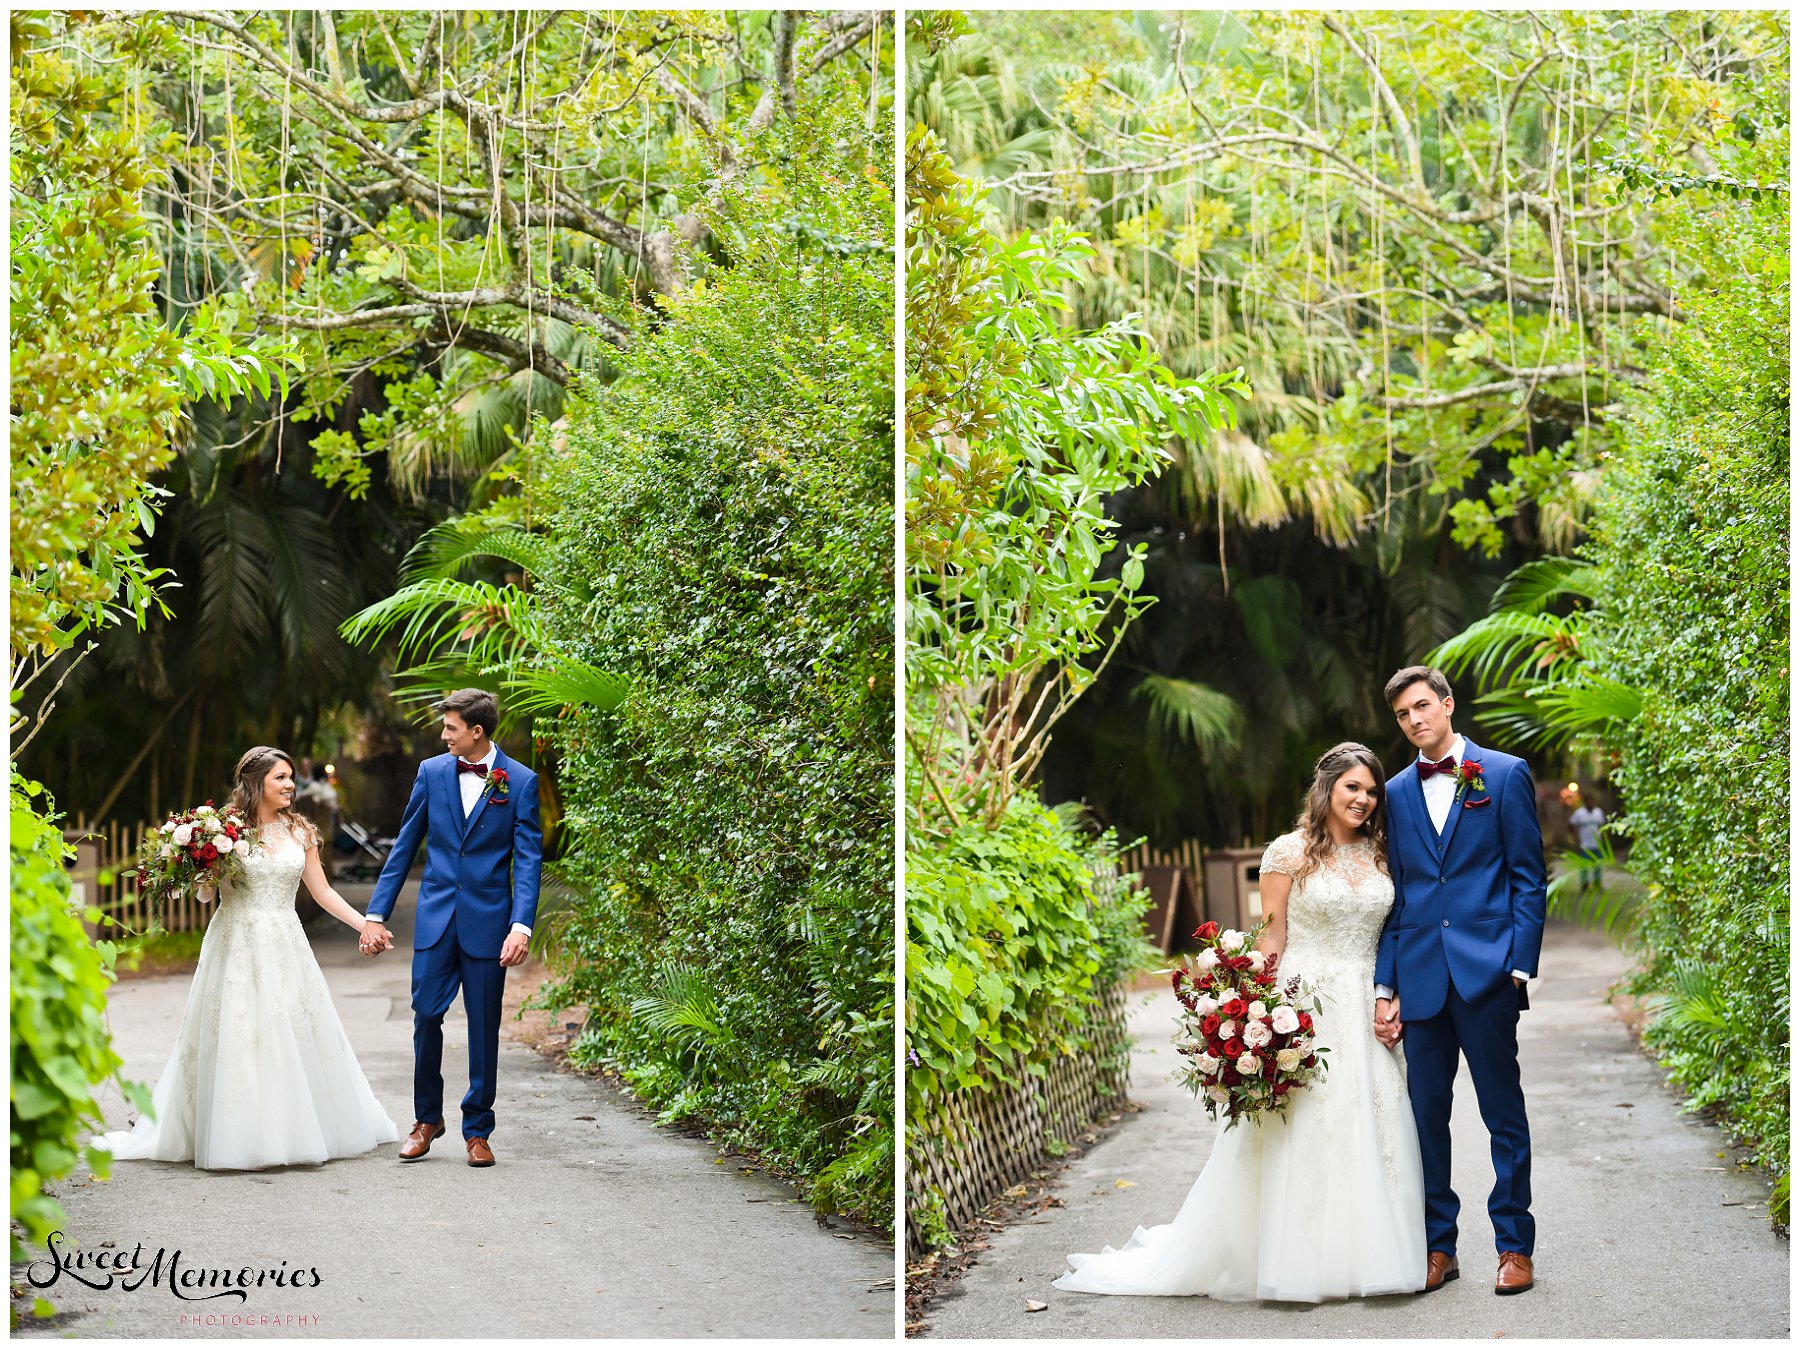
top-left (230, 746), bottom-right (320, 848)
top-left (1289, 741), bottom-right (1388, 880)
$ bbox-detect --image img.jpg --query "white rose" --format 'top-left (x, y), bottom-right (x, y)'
top-left (1197, 949), bottom-right (1220, 971)
top-left (161, 820), bottom-right (177, 834)
top-left (1276, 1047), bottom-right (1302, 1072)
top-left (1271, 1005), bottom-right (1300, 1035)
top-left (1207, 1085), bottom-right (1231, 1105)
top-left (234, 838), bottom-right (251, 857)
top-left (160, 844), bottom-right (175, 859)
top-left (1193, 993), bottom-right (1219, 1016)
top-left (1219, 929), bottom-right (1245, 952)
top-left (1235, 1052), bottom-right (1261, 1077)
top-left (211, 834), bottom-right (231, 851)
top-left (1217, 1019), bottom-right (1237, 1041)
top-left (1248, 950), bottom-right (1267, 972)
top-left (172, 823), bottom-right (194, 847)
top-left (1243, 1020), bottom-right (1273, 1049)
top-left (1194, 1052), bottom-right (1219, 1075)
top-left (1248, 1000), bottom-right (1268, 1020)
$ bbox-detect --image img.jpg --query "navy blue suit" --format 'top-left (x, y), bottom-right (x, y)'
top-left (368, 749), bottom-right (543, 1139)
top-left (1376, 739), bottom-right (1545, 1258)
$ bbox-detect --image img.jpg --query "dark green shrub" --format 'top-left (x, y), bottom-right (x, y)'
top-left (529, 114), bottom-right (893, 1228)
top-left (1582, 157), bottom-right (1789, 1218)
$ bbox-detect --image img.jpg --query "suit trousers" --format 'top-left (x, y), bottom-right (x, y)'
top-left (1404, 977), bottom-right (1534, 1257)
top-left (411, 912), bottom-right (506, 1139)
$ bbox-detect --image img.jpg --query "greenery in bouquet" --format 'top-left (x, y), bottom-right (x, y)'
top-left (1172, 920), bottom-right (1327, 1129)
top-left (130, 803), bottom-right (256, 913)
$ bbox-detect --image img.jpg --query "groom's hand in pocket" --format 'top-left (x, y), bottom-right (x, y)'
top-left (499, 931), bottom-right (530, 968)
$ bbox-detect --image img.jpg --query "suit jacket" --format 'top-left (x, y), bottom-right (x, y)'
top-left (366, 748), bottom-right (543, 958)
top-left (1373, 738), bottom-right (1546, 1020)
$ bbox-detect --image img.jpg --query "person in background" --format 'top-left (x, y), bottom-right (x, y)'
top-left (296, 762), bottom-right (342, 882)
top-left (1568, 791), bottom-right (1607, 897)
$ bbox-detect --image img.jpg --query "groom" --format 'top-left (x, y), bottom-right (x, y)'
top-left (1373, 666), bottom-right (1545, 1296)
top-left (361, 688), bottom-right (542, 1167)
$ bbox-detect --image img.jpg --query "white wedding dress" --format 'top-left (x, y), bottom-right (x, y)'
top-left (1054, 832), bottom-right (1426, 1302)
top-left (94, 821), bottom-right (398, 1169)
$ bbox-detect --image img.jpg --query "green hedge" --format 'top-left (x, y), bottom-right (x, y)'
top-left (529, 136), bottom-right (893, 1228)
top-left (906, 792), bottom-right (1153, 1113)
top-left (1583, 135), bottom-right (1788, 1218)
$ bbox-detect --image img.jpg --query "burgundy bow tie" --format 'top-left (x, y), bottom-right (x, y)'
top-left (457, 759), bottom-right (489, 778)
top-left (1416, 756), bottom-right (1457, 780)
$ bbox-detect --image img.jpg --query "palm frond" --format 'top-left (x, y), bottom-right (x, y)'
top-left (1490, 556), bottom-right (1599, 615)
top-left (503, 660), bottom-right (630, 717)
top-left (1231, 575), bottom-right (1304, 665)
top-left (1429, 610), bottom-right (1582, 686)
top-left (1131, 673), bottom-right (1243, 756)
top-left (399, 518), bottom-right (558, 584)
top-left (1544, 839), bottom-right (1642, 946)
top-left (1471, 677), bottom-right (1643, 751)
top-left (338, 577), bottom-right (549, 669)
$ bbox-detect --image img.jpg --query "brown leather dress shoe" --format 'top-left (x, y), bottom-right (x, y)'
top-left (398, 1120), bottom-right (444, 1162)
top-left (466, 1136), bottom-right (495, 1167)
top-left (1495, 1251), bottom-right (1534, 1295)
top-left (1418, 1251), bottom-right (1459, 1294)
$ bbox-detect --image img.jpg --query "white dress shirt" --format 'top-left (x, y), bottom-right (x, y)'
top-left (367, 742), bottom-right (530, 939)
top-left (1377, 735), bottom-right (1529, 1000)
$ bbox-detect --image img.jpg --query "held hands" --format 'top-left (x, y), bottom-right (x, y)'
top-left (1373, 995), bottom-right (1403, 1048)
top-left (499, 931), bottom-right (530, 969)
top-left (359, 920), bottom-right (394, 958)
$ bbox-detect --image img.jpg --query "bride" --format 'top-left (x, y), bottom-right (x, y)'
top-left (95, 746), bottom-right (399, 1170)
top-left (1054, 742), bottom-right (1425, 1302)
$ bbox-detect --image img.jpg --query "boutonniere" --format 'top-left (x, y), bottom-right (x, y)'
top-left (487, 768), bottom-right (510, 801)
top-left (1455, 759), bottom-right (1487, 798)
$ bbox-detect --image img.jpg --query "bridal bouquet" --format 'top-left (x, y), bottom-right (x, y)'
top-left (131, 802), bottom-right (256, 907)
top-left (1170, 920), bottom-right (1328, 1129)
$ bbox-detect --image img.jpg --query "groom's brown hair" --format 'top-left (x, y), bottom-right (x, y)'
top-left (434, 688), bottom-right (499, 738)
top-left (1383, 665), bottom-right (1452, 707)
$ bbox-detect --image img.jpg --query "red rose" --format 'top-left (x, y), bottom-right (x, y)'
top-left (1194, 920), bottom-right (1219, 941)
top-left (1200, 1014), bottom-right (1221, 1036)
top-left (1222, 1038), bottom-right (1244, 1059)
top-left (1298, 1012), bottom-right (1314, 1032)
top-left (199, 844), bottom-right (219, 863)
top-left (1222, 998), bottom-right (1247, 1020)
top-left (1462, 759), bottom-right (1483, 779)
top-left (1303, 1053), bottom-right (1318, 1068)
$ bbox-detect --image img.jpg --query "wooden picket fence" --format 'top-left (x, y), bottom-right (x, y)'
top-left (68, 816), bottom-right (218, 936)
top-left (905, 980), bottom-right (1133, 1261)
top-left (1120, 837), bottom-right (1207, 880)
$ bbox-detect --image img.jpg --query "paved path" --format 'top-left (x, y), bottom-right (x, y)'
top-left (920, 922), bottom-right (1788, 1338)
top-left (17, 879), bottom-right (892, 1339)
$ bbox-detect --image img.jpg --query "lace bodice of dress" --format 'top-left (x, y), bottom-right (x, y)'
top-left (215, 822), bottom-right (308, 919)
top-left (1258, 832), bottom-right (1393, 979)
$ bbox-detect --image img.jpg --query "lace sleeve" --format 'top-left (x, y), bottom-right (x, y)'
top-left (1260, 831), bottom-right (1305, 878)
